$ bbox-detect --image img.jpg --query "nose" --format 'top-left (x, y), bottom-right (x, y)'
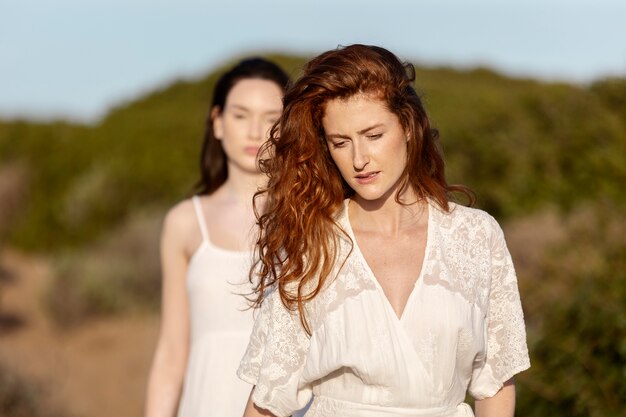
top-left (352, 141), bottom-right (369, 171)
top-left (248, 117), bottom-right (263, 141)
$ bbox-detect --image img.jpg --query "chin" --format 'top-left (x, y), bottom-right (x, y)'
top-left (236, 159), bottom-right (261, 173)
top-left (352, 188), bottom-right (389, 202)
top-left (352, 182), bottom-right (404, 203)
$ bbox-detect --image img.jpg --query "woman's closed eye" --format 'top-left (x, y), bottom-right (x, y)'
top-left (330, 140), bottom-right (348, 149)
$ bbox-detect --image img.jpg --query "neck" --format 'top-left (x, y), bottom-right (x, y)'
top-left (350, 186), bottom-right (426, 237)
top-left (221, 163), bottom-right (267, 205)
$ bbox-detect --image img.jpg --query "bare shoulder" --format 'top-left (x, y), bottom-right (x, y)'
top-left (164, 199), bottom-right (197, 230)
top-left (161, 199), bottom-right (201, 248)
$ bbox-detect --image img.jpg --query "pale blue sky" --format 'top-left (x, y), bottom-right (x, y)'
top-left (1, 0), bottom-right (625, 122)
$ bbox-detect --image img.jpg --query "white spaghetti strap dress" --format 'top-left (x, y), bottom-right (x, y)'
top-left (177, 196), bottom-right (254, 417)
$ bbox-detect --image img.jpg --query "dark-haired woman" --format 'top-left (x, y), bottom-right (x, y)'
top-left (144, 58), bottom-right (290, 417)
top-left (239, 45), bottom-right (530, 417)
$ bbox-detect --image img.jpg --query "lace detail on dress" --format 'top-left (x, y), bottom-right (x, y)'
top-left (470, 217), bottom-right (530, 397)
top-left (422, 203), bottom-right (494, 311)
top-left (237, 297), bottom-right (270, 385)
top-left (237, 290), bottom-right (312, 416)
top-left (419, 203), bottom-right (529, 397)
top-left (306, 235), bottom-right (378, 333)
top-left (467, 213), bottom-right (530, 398)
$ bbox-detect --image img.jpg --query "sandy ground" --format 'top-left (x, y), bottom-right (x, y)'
top-left (0, 249), bottom-right (159, 417)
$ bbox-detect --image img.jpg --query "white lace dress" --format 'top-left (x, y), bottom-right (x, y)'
top-left (238, 200), bottom-right (530, 417)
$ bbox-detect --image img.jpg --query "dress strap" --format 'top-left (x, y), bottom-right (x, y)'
top-left (192, 195), bottom-right (210, 243)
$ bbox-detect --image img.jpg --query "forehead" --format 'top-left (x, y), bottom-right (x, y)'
top-left (225, 78), bottom-right (283, 109)
top-left (322, 93), bottom-right (395, 131)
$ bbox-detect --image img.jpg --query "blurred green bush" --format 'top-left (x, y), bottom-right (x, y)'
top-left (1, 57), bottom-right (624, 249)
top-left (45, 209), bottom-right (162, 327)
top-left (515, 202), bottom-right (626, 417)
top-left (0, 362), bottom-right (67, 417)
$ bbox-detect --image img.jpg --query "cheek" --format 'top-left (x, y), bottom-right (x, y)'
top-left (264, 121), bottom-right (278, 139)
top-left (328, 150), bottom-right (352, 176)
top-left (389, 136), bottom-right (409, 160)
top-left (222, 119), bottom-right (246, 140)
top-left (328, 149), bottom-right (345, 167)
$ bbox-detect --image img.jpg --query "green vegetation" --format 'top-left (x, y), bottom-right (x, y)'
top-left (513, 202), bottom-right (626, 416)
top-left (0, 53), bottom-right (624, 415)
top-left (0, 54), bottom-right (305, 252)
top-left (44, 209), bottom-right (162, 327)
top-left (1, 59), bottom-right (624, 251)
top-left (0, 362), bottom-right (67, 417)
top-left (416, 67), bottom-right (626, 217)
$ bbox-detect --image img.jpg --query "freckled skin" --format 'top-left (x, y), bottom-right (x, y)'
top-left (322, 93), bottom-right (409, 203)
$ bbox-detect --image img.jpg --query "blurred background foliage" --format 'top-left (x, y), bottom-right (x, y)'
top-left (0, 361), bottom-right (66, 417)
top-left (0, 54), bottom-right (624, 416)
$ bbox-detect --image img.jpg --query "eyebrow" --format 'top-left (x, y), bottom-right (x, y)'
top-left (228, 104), bottom-right (281, 114)
top-left (326, 123), bottom-right (384, 140)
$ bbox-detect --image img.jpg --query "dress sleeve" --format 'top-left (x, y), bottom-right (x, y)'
top-left (237, 289), bottom-right (313, 417)
top-left (468, 216), bottom-right (531, 399)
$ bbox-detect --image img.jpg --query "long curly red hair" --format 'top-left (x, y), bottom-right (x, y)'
top-left (252, 44), bottom-right (473, 333)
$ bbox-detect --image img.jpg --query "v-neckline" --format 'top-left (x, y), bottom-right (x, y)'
top-left (343, 199), bottom-right (432, 322)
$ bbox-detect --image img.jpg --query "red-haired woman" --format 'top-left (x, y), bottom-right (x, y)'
top-left (144, 58), bottom-right (290, 417)
top-left (238, 45), bottom-right (530, 417)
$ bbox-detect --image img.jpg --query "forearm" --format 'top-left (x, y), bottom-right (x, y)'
top-left (144, 347), bottom-right (187, 417)
top-left (474, 378), bottom-right (516, 417)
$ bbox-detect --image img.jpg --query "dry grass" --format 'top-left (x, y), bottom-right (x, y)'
top-left (45, 208), bottom-right (164, 327)
top-left (0, 361), bottom-right (68, 417)
top-left (0, 161), bottom-right (29, 237)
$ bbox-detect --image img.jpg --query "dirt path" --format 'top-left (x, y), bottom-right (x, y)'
top-left (0, 249), bottom-right (159, 417)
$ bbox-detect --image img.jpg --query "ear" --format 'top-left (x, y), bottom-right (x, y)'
top-left (211, 106), bottom-right (223, 140)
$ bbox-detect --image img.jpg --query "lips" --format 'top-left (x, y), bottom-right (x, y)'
top-left (354, 171), bottom-right (380, 184)
top-left (244, 146), bottom-right (261, 156)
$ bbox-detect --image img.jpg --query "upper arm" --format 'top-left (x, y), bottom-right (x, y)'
top-left (156, 202), bottom-right (197, 353)
top-left (474, 377), bottom-right (516, 417)
top-left (144, 202), bottom-right (198, 416)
